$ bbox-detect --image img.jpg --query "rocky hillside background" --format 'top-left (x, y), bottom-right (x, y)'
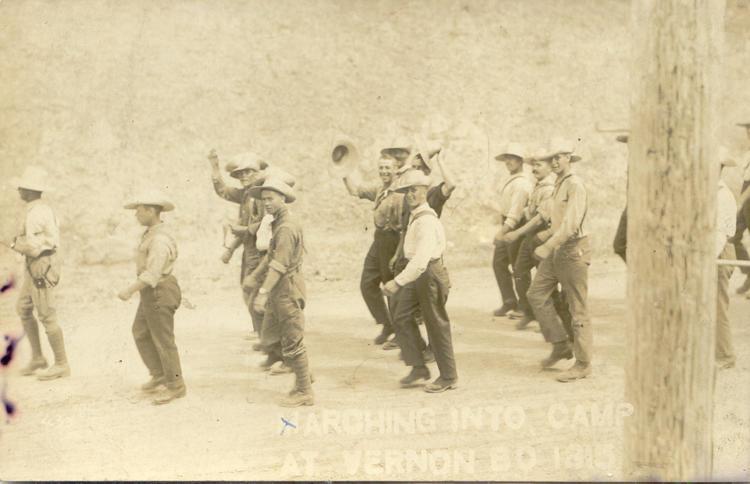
top-left (1, 0), bottom-right (749, 286)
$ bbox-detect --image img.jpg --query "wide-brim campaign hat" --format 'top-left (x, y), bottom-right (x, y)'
top-left (494, 142), bottom-right (527, 161)
top-left (719, 145), bottom-right (737, 167)
top-left (394, 169), bottom-right (431, 192)
top-left (381, 136), bottom-right (414, 158)
top-left (538, 136), bottom-right (582, 162)
top-left (124, 189), bottom-right (175, 211)
top-left (228, 152), bottom-right (264, 178)
top-left (249, 177), bottom-right (296, 203)
top-left (414, 136), bottom-right (442, 172)
top-left (254, 165), bottom-right (297, 187)
top-left (11, 166), bottom-right (50, 192)
top-left (524, 147), bottom-right (551, 164)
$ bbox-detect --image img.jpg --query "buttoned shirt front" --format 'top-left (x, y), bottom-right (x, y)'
top-left (19, 199), bottom-right (59, 258)
top-left (498, 173), bottom-right (534, 229)
top-left (358, 182), bottom-right (404, 232)
top-left (524, 173), bottom-right (556, 222)
top-left (545, 172), bottom-right (588, 250)
top-left (717, 179), bottom-right (737, 257)
top-left (136, 222), bottom-right (178, 287)
top-left (394, 203), bottom-right (446, 286)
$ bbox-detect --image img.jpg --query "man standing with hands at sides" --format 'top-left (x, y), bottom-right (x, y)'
top-left (492, 143), bottom-right (534, 317)
top-left (208, 149), bottom-right (266, 342)
top-left (245, 178), bottom-right (313, 407)
top-left (383, 170), bottom-right (458, 393)
top-left (342, 153), bottom-right (404, 345)
top-left (119, 191), bottom-right (185, 405)
top-left (9, 167), bottom-right (70, 380)
top-left (527, 137), bottom-right (591, 382)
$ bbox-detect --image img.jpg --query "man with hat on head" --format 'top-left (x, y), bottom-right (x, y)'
top-left (383, 170), bottom-right (458, 393)
top-left (526, 136), bottom-right (592, 382)
top-left (208, 149), bottom-right (267, 342)
top-left (731, 122), bottom-right (750, 296)
top-left (500, 148), bottom-right (572, 334)
top-left (8, 166), bottom-right (70, 380)
top-left (118, 189), bottom-right (185, 404)
top-left (716, 147), bottom-right (739, 369)
top-left (492, 142), bottom-right (534, 318)
top-left (244, 177), bottom-right (313, 407)
top-left (342, 144), bottom-right (405, 345)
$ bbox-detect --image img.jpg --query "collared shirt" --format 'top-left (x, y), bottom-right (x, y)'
top-left (268, 207), bottom-right (304, 276)
top-left (19, 199), bottom-right (59, 257)
top-left (717, 179), bottom-right (737, 257)
top-left (358, 182), bottom-right (404, 232)
top-left (524, 173), bottom-right (556, 222)
top-left (545, 172), bottom-right (588, 250)
top-left (498, 173), bottom-right (534, 229)
top-left (136, 222), bottom-right (178, 287)
top-left (394, 203), bottom-right (446, 286)
top-left (212, 176), bottom-right (265, 255)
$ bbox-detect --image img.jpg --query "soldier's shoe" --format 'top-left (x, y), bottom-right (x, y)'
top-left (374, 326), bottom-right (393, 345)
top-left (36, 363), bottom-right (70, 381)
top-left (280, 390), bottom-right (314, 407)
top-left (424, 377), bottom-right (458, 393)
top-left (493, 302), bottom-right (517, 317)
top-left (260, 354), bottom-right (281, 371)
top-left (400, 366), bottom-right (431, 387)
top-left (423, 348), bottom-right (435, 364)
top-left (556, 361), bottom-right (591, 382)
top-left (507, 309), bottom-right (524, 320)
top-left (382, 339), bottom-right (400, 351)
top-left (252, 342), bottom-right (264, 352)
top-left (141, 376), bottom-right (166, 393)
top-left (152, 385), bottom-right (187, 405)
top-left (736, 276), bottom-right (750, 295)
top-left (515, 314), bottom-right (535, 330)
top-left (19, 357), bottom-right (48, 376)
top-left (269, 361), bottom-right (293, 375)
top-left (541, 341), bottom-right (573, 369)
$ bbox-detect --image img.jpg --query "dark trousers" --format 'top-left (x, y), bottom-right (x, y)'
top-left (241, 249), bottom-right (265, 333)
top-left (360, 229), bottom-right (400, 328)
top-left (261, 272), bottom-right (307, 360)
top-left (613, 208), bottom-right (628, 262)
top-left (527, 237), bottom-right (592, 364)
top-left (493, 238), bottom-right (522, 306)
top-left (730, 181), bottom-right (750, 275)
top-left (132, 275), bottom-right (184, 389)
top-left (514, 231), bottom-right (573, 336)
top-left (393, 260), bottom-right (457, 381)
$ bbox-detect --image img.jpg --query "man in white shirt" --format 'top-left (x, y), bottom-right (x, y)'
top-left (383, 170), bottom-right (457, 393)
top-left (8, 167), bottom-right (70, 381)
top-left (731, 122), bottom-right (750, 295)
top-left (492, 143), bottom-right (534, 317)
top-left (717, 152), bottom-right (738, 369)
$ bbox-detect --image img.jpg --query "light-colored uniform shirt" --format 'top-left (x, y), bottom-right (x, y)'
top-left (524, 173), bottom-right (556, 223)
top-left (394, 203), bottom-right (446, 286)
top-left (358, 182), bottom-right (404, 232)
top-left (19, 199), bottom-right (59, 257)
top-left (717, 179), bottom-right (737, 257)
top-left (545, 172), bottom-right (588, 250)
top-left (498, 173), bottom-right (534, 229)
top-left (136, 223), bottom-right (178, 288)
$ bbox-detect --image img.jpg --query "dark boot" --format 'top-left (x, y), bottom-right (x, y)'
top-left (541, 341), bottom-right (573, 369)
top-left (280, 353), bottom-right (314, 407)
top-left (374, 325), bottom-right (393, 345)
top-left (424, 376), bottom-right (458, 393)
top-left (515, 313), bottom-right (535, 330)
top-left (400, 366), bottom-right (430, 387)
top-left (260, 351), bottom-right (282, 371)
top-left (493, 301), bottom-right (517, 317)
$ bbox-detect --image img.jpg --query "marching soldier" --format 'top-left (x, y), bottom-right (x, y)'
top-left (716, 149), bottom-right (738, 369)
top-left (208, 150), bottom-right (266, 341)
top-left (342, 152), bottom-right (404, 345)
top-left (9, 167), bottom-right (70, 380)
top-left (731, 121), bottom-right (750, 295)
top-left (384, 170), bottom-right (458, 393)
top-left (492, 143), bottom-right (534, 317)
top-left (245, 178), bottom-right (313, 407)
top-left (527, 137), bottom-right (591, 382)
top-left (118, 190), bottom-right (185, 405)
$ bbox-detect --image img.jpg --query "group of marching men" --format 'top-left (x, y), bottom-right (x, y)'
top-left (6, 123), bottom-right (749, 407)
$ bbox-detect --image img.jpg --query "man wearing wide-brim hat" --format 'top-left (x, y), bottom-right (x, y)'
top-left (208, 149), bottom-right (268, 342)
top-left (526, 136), bottom-right (592, 382)
top-left (716, 148), bottom-right (739, 369)
top-left (731, 122), bottom-right (750, 296)
top-left (8, 166), bottom-right (70, 381)
top-left (491, 142), bottom-right (534, 318)
top-left (243, 177), bottom-right (313, 407)
top-left (119, 190), bottom-right (185, 405)
top-left (382, 170), bottom-right (458, 393)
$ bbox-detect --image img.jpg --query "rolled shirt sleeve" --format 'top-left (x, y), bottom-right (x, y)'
top-left (268, 226), bottom-right (295, 274)
top-left (546, 179), bottom-right (588, 250)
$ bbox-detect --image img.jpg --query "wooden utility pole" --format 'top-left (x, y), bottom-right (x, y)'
top-left (624, 0), bottom-right (725, 480)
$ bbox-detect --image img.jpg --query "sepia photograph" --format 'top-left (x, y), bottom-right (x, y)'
top-left (0, 0), bottom-right (749, 481)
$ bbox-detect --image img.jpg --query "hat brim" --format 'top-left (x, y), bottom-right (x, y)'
top-left (12, 177), bottom-right (48, 192)
top-left (248, 185), bottom-right (296, 203)
top-left (494, 153), bottom-right (524, 162)
top-left (538, 152), bottom-right (581, 162)
top-left (381, 147), bottom-right (412, 157)
top-left (124, 201), bottom-right (175, 211)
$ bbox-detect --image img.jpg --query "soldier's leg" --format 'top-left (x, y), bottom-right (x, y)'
top-left (132, 292), bottom-right (165, 379)
top-left (33, 285), bottom-right (70, 380)
top-left (392, 282), bottom-right (423, 367)
top-left (716, 245), bottom-right (736, 367)
top-left (415, 262), bottom-right (457, 383)
top-left (492, 240), bottom-right (517, 311)
top-left (145, 278), bottom-right (185, 391)
top-left (276, 281), bottom-right (312, 406)
top-left (555, 239), bottom-right (592, 368)
top-left (551, 288), bottom-right (574, 342)
top-left (360, 239), bottom-right (392, 332)
top-left (513, 234), bottom-right (538, 318)
top-left (527, 256), bottom-right (567, 344)
top-left (16, 274), bottom-right (46, 373)
top-left (613, 208), bottom-right (628, 262)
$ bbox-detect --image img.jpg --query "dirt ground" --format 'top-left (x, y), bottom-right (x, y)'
top-left (0, 253), bottom-right (748, 481)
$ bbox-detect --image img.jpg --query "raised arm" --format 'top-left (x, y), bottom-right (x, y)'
top-left (208, 149), bottom-right (243, 204)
